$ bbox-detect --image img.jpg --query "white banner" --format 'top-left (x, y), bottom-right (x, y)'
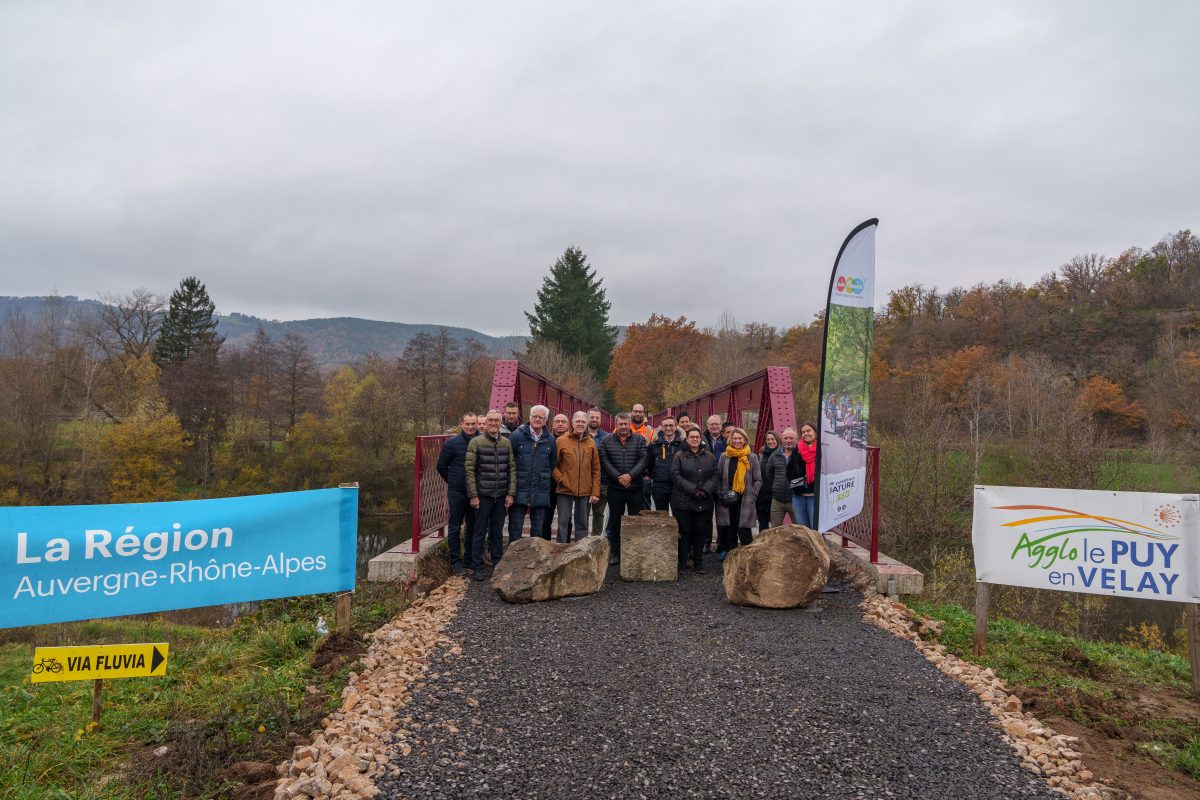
top-left (972, 485), bottom-right (1200, 603)
top-left (816, 219), bottom-right (877, 532)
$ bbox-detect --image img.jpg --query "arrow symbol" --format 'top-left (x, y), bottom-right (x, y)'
top-left (151, 647), bottom-right (165, 673)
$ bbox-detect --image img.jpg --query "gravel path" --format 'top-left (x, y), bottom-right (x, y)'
top-left (377, 568), bottom-right (1059, 799)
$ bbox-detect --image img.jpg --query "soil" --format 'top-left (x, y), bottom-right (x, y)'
top-left (1012, 677), bottom-right (1200, 800)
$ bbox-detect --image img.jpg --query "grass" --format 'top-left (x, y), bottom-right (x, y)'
top-left (908, 599), bottom-right (1200, 780)
top-left (0, 578), bottom-right (415, 799)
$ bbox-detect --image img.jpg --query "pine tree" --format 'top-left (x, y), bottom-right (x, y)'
top-left (525, 246), bottom-right (618, 381)
top-left (153, 276), bottom-right (220, 365)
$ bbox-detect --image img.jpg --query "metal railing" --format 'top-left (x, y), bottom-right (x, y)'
top-left (834, 445), bottom-right (880, 563)
top-left (409, 434), bottom-right (451, 554)
top-left (649, 366), bottom-right (797, 452)
top-left (489, 359), bottom-right (613, 430)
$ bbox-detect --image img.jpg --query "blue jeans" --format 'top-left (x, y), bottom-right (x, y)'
top-left (792, 494), bottom-right (815, 529)
top-left (508, 504), bottom-right (548, 545)
top-left (446, 489), bottom-right (475, 567)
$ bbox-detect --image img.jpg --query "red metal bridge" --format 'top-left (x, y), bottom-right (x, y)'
top-left (407, 359), bottom-right (880, 563)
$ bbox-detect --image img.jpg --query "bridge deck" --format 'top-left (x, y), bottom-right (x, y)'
top-left (377, 570), bottom-right (1056, 799)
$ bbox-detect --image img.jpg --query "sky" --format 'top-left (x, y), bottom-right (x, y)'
top-left (1, 2), bottom-right (1197, 336)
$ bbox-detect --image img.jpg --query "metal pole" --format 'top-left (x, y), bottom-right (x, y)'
top-left (410, 437), bottom-right (423, 554)
top-left (869, 447), bottom-right (881, 564)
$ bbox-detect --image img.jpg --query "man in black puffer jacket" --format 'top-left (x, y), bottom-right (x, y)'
top-left (647, 417), bottom-right (684, 512)
top-left (437, 412), bottom-right (479, 575)
top-left (598, 412), bottom-right (648, 566)
top-left (466, 410), bottom-right (516, 581)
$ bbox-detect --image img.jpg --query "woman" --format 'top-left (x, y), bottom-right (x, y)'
top-left (670, 426), bottom-right (718, 574)
top-left (755, 430), bottom-right (779, 532)
top-left (715, 427), bottom-right (762, 560)
top-left (793, 422), bottom-right (818, 528)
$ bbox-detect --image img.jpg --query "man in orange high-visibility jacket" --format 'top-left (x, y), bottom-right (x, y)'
top-left (630, 403), bottom-right (654, 511)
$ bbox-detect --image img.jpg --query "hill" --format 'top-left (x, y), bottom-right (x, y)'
top-left (0, 296), bottom-right (526, 367)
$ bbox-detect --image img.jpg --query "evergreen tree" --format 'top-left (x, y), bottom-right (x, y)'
top-left (525, 246), bottom-right (617, 381)
top-left (154, 276), bottom-right (220, 365)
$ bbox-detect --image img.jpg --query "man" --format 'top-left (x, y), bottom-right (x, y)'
top-left (436, 412), bottom-right (478, 575)
top-left (508, 405), bottom-right (555, 544)
top-left (629, 403), bottom-right (654, 510)
top-left (703, 415), bottom-right (726, 454)
top-left (647, 416), bottom-right (683, 512)
top-left (676, 413), bottom-right (692, 431)
top-left (553, 411), bottom-right (600, 542)
top-left (598, 412), bottom-right (648, 566)
top-left (587, 408), bottom-right (611, 539)
top-left (466, 410), bottom-right (516, 581)
top-left (500, 402), bottom-right (522, 437)
top-left (764, 428), bottom-right (802, 527)
top-left (544, 413), bottom-right (571, 539)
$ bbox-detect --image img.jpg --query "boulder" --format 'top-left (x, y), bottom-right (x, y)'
top-left (619, 511), bottom-right (679, 581)
top-left (490, 535), bottom-right (608, 603)
top-left (722, 525), bottom-right (830, 608)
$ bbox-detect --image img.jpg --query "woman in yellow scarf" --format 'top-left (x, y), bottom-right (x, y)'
top-left (715, 427), bottom-right (762, 560)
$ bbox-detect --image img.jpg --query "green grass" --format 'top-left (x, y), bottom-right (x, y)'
top-left (0, 577), bottom-right (415, 799)
top-left (909, 599), bottom-right (1200, 780)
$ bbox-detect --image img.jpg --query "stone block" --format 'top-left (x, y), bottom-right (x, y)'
top-left (620, 511), bottom-right (679, 582)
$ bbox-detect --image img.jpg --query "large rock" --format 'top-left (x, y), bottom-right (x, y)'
top-left (722, 525), bottom-right (830, 608)
top-left (619, 511), bottom-right (679, 581)
top-left (490, 535), bottom-right (609, 603)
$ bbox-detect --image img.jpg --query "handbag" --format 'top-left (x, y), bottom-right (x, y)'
top-left (719, 489), bottom-right (740, 506)
top-left (789, 476), bottom-right (809, 493)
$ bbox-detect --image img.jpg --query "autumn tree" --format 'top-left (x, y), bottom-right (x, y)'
top-left (105, 355), bottom-right (186, 502)
top-left (606, 314), bottom-right (711, 410)
top-left (525, 246), bottom-right (617, 382)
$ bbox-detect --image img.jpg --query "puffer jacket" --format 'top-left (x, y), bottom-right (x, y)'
top-left (509, 423), bottom-right (556, 508)
top-left (436, 430), bottom-right (473, 493)
top-left (465, 433), bottom-right (516, 499)
top-left (715, 452), bottom-right (762, 528)
top-left (669, 446), bottom-right (719, 512)
top-left (648, 429), bottom-right (684, 484)
top-left (598, 432), bottom-right (648, 485)
top-left (764, 447), bottom-right (807, 504)
top-left (553, 431), bottom-right (601, 498)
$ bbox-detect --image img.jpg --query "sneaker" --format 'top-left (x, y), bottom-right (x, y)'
top-left (452, 563), bottom-right (466, 576)
top-left (694, 563), bottom-right (706, 575)
top-left (472, 570), bottom-right (487, 582)
top-left (608, 555), bottom-right (620, 566)
top-left (718, 551), bottom-right (728, 562)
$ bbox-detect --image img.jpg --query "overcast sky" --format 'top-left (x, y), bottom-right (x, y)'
top-left (1, 2), bottom-right (1196, 336)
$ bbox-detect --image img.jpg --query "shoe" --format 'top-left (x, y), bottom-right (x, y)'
top-left (694, 563), bottom-right (706, 575)
top-left (483, 556), bottom-right (493, 567)
top-left (472, 570), bottom-right (487, 582)
top-left (452, 563), bottom-right (466, 576)
top-left (718, 551), bottom-right (728, 562)
top-left (608, 555), bottom-right (620, 566)
top-left (702, 543), bottom-right (710, 554)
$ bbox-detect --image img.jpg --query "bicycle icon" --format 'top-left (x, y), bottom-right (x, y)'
top-left (32, 657), bottom-right (63, 675)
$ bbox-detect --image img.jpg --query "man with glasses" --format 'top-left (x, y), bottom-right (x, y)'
top-left (436, 412), bottom-right (478, 575)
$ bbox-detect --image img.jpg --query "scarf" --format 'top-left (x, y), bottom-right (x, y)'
top-left (798, 440), bottom-right (817, 485)
top-left (725, 444), bottom-right (751, 494)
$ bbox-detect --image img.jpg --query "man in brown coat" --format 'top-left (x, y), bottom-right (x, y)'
top-left (553, 411), bottom-right (601, 543)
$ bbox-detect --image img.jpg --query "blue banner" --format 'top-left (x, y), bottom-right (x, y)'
top-left (0, 488), bottom-right (358, 629)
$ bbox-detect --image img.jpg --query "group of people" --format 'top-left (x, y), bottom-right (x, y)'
top-left (436, 400), bottom-right (820, 581)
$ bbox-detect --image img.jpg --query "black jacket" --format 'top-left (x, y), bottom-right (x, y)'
top-left (598, 432), bottom-right (648, 485)
top-left (670, 446), bottom-right (719, 512)
top-left (466, 433), bottom-right (516, 499)
top-left (647, 430), bottom-right (684, 484)
top-left (436, 430), bottom-right (473, 494)
top-left (703, 431), bottom-right (727, 455)
top-left (756, 446), bottom-right (777, 512)
top-left (764, 447), bottom-right (807, 504)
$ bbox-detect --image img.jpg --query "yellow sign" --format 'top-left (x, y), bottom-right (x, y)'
top-left (31, 643), bottom-right (169, 683)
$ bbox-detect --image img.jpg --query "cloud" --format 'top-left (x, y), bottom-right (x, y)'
top-left (1, 1), bottom-right (1197, 334)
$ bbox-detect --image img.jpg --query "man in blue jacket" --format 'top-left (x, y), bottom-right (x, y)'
top-left (436, 412), bottom-right (478, 575)
top-left (508, 404), bottom-right (557, 544)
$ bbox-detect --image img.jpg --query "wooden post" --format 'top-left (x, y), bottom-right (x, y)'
top-left (335, 593), bottom-right (352, 634)
top-left (974, 582), bottom-right (991, 657)
top-left (1187, 603), bottom-right (1200, 699)
top-left (91, 679), bottom-right (103, 726)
